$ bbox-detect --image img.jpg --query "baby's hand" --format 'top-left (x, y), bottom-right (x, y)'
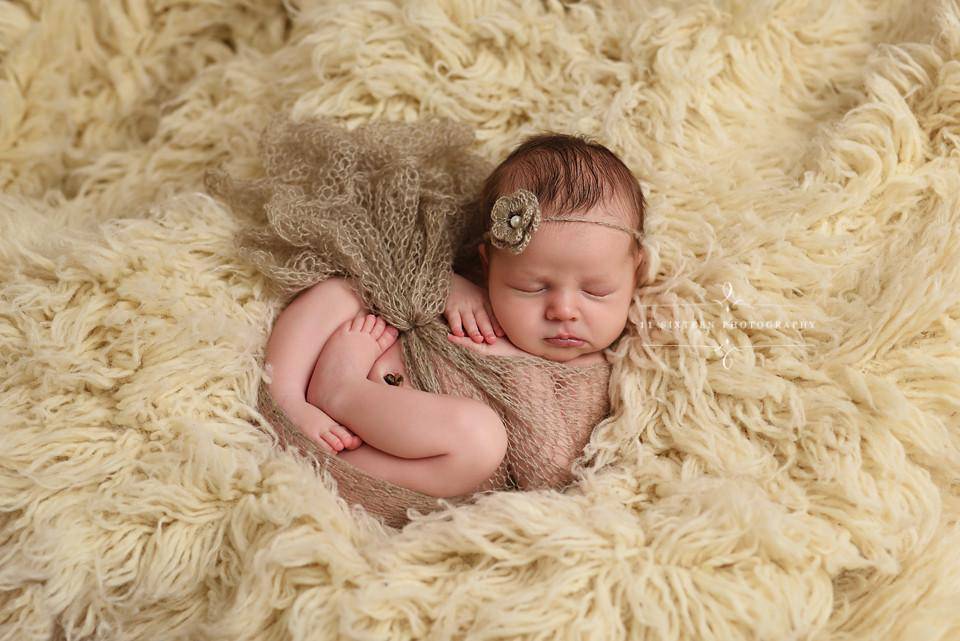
top-left (447, 332), bottom-right (528, 358)
top-left (444, 273), bottom-right (505, 345)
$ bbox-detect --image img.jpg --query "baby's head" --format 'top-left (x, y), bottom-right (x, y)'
top-left (471, 131), bottom-right (647, 363)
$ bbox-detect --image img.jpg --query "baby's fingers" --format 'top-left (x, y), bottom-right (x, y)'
top-left (474, 309), bottom-right (499, 344)
top-left (461, 313), bottom-right (485, 343)
top-left (445, 309), bottom-right (465, 337)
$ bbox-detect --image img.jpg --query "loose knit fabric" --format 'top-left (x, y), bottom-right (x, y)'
top-left (204, 114), bottom-right (614, 527)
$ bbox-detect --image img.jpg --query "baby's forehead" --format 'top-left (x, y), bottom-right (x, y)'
top-left (535, 223), bottom-right (634, 257)
top-left (507, 244), bottom-right (629, 277)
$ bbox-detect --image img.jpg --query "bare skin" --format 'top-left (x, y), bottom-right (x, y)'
top-left (313, 314), bottom-right (400, 399)
top-left (305, 311), bottom-right (507, 497)
top-left (294, 402), bottom-right (363, 454)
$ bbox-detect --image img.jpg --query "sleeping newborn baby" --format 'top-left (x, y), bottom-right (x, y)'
top-left (263, 130), bottom-right (646, 499)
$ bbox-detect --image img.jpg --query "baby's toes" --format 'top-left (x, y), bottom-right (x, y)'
top-left (303, 423), bottom-right (344, 453)
top-left (332, 424), bottom-right (362, 449)
top-left (360, 314), bottom-right (378, 333)
top-left (349, 313), bottom-right (373, 332)
top-left (376, 323), bottom-right (399, 351)
top-left (370, 315), bottom-right (386, 337)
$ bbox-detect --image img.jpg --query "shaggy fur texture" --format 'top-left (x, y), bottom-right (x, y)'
top-left (2, 1), bottom-right (959, 639)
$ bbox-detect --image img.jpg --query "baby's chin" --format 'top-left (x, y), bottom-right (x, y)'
top-left (520, 340), bottom-right (599, 364)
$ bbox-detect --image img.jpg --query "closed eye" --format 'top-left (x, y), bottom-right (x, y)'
top-left (512, 287), bottom-right (612, 298)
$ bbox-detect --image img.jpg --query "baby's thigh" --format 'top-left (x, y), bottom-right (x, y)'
top-left (266, 277), bottom-right (367, 403)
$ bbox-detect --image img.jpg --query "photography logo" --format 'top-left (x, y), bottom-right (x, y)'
top-left (637, 282), bottom-right (814, 369)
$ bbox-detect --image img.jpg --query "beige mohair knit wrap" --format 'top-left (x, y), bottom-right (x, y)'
top-left (204, 115), bottom-right (612, 529)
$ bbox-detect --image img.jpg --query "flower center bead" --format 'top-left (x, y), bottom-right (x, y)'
top-left (509, 213), bottom-right (522, 228)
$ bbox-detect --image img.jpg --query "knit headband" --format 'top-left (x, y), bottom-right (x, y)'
top-left (482, 188), bottom-right (644, 255)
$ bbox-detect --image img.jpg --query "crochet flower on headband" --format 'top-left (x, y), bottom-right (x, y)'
top-left (488, 189), bottom-right (542, 254)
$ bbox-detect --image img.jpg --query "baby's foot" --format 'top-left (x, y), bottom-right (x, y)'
top-left (300, 405), bottom-right (362, 454)
top-left (311, 313), bottom-right (399, 413)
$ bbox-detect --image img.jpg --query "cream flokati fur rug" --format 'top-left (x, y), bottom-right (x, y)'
top-left (2, 0), bottom-right (960, 639)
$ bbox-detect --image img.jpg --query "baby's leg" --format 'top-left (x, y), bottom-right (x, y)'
top-left (337, 440), bottom-right (501, 498)
top-left (310, 313), bottom-right (507, 498)
top-left (264, 277), bottom-right (369, 454)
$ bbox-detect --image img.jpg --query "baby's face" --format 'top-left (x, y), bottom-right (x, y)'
top-left (480, 213), bottom-right (642, 364)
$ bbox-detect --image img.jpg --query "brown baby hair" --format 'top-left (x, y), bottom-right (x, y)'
top-left (455, 130), bottom-right (646, 284)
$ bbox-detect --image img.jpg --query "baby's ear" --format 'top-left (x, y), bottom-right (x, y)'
top-left (633, 246), bottom-right (647, 286)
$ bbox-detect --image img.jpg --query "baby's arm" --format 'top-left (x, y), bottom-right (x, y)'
top-left (446, 327), bottom-right (528, 358)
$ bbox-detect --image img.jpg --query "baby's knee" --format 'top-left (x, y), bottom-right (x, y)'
top-left (311, 277), bottom-right (365, 314)
top-left (457, 404), bottom-right (507, 477)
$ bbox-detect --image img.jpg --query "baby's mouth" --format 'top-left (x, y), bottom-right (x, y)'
top-left (545, 336), bottom-right (585, 347)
